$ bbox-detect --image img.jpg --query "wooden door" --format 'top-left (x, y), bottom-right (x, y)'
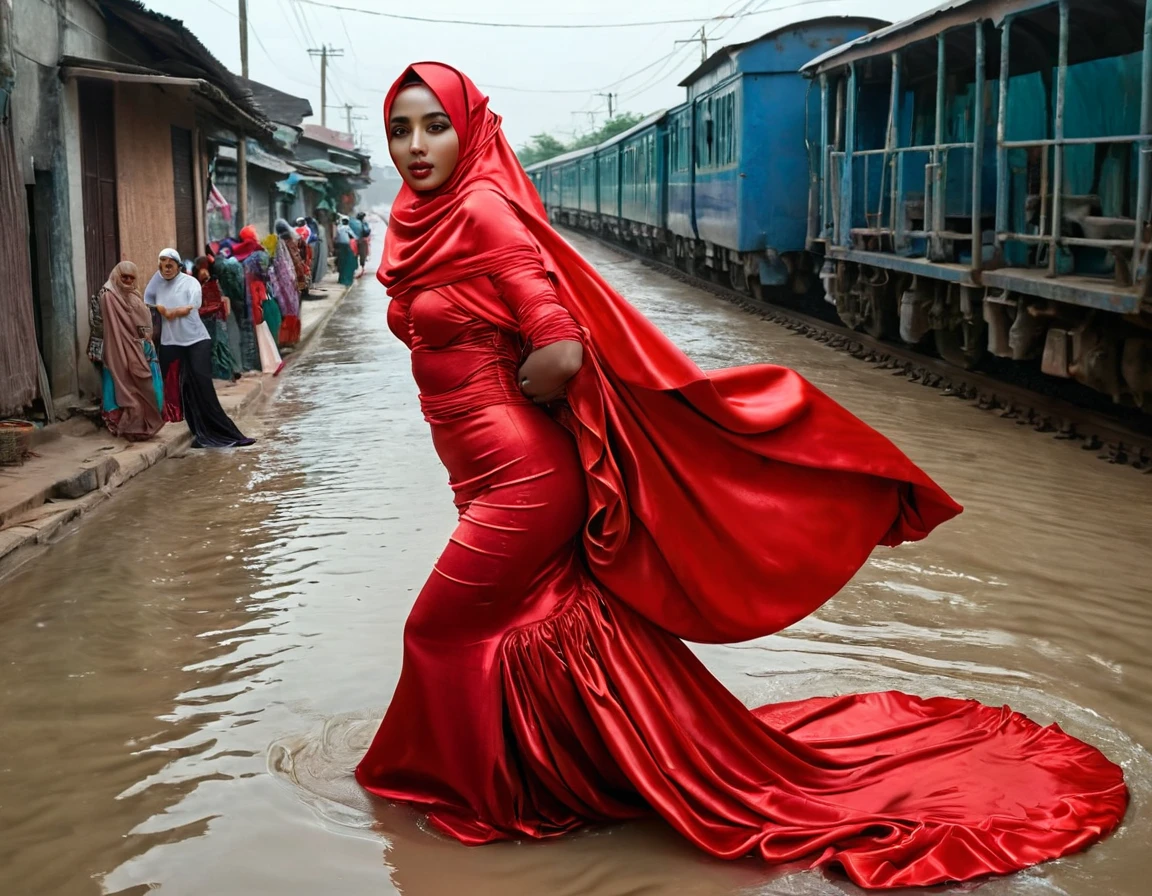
top-left (79, 80), bottom-right (119, 299)
top-left (171, 125), bottom-right (196, 261)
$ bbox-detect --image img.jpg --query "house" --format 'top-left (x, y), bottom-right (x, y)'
top-left (296, 124), bottom-right (372, 217)
top-left (2, 0), bottom-right (271, 413)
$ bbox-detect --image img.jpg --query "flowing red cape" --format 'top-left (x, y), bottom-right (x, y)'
top-left (380, 63), bottom-right (962, 644)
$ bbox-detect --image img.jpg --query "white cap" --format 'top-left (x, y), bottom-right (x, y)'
top-left (158, 248), bottom-right (181, 262)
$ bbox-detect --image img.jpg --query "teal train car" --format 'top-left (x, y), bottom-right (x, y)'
top-left (523, 2), bottom-right (1152, 411)
top-left (807, 0), bottom-right (1152, 406)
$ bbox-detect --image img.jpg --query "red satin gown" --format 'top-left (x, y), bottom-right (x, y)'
top-left (356, 256), bottom-right (1127, 890)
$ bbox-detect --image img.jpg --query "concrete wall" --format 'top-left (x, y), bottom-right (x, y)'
top-left (61, 76), bottom-right (96, 398)
top-left (114, 84), bottom-right (193, 268)
top-left (7, 0), bottom-right (111, 403)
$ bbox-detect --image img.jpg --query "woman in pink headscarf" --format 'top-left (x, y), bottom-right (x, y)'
top-left (87, 261), bottom-right (164, 441)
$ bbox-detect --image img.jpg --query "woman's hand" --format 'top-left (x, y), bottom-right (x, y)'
top-left (518, 340), bottom-right (583, 404)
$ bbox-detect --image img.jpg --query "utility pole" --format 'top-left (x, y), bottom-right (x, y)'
top-left (308, 45), bottom-right (344, 127)
top-left (238, 0), bottom-right (249, 78)
top-left (675, 26), bottom-right (709, 63)
top-left (596, 92), bottom-right (616, 119)
top-left (237, 0), bottom-right (249, 229)
top-left (328, 103), bottom-right (368, 138)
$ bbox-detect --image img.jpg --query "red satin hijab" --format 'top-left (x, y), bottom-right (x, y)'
top-left (380, 64), bottom-right (963, 643)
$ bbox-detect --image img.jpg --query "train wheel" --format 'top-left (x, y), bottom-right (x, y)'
top-left (935, 320), bottom-right (986, 369)
top-left (729, 264), bottom-right (749, 294)
top-left (860, 283), bottom-right (898, 340)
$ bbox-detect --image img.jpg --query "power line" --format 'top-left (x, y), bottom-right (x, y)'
top-left (290, 0), bottom-right (832, 29)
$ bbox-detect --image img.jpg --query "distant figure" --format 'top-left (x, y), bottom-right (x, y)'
top-left (267, 222), bottom-right (302, 347)
top-left (352, 211), bottom-right (371, 271)
top-left (145, 248), bottom-right (255, 448)
top-left (276, 218), bottom-right (312, 295)
top-left (192, 255), bottom-right (238, 381)
top-left (308, 212), bottom-right (329, 283)
top-left (231, 227), bottom-right (285, 375)
top-left (87, 261), bottom-right (163, 441)
top-left (334, 215), bottom-right (357, 286)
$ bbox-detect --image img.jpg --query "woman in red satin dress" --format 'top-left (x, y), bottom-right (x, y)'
top-left (355, 64), bottom-right (1127, 890)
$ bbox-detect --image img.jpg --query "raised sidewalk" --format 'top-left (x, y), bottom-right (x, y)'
top-left (0, 271), bottom-right (354, 580)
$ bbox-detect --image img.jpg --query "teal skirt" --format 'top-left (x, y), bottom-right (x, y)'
top-left (102, 340), bottom-right (163, 412)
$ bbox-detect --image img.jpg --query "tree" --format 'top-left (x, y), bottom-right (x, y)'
top-left (516, 112), bottom-right (648, 166)
top-left (517, 133), bottom-right (569, 167)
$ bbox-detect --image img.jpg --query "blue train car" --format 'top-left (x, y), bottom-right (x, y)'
top-left (603, 111), bottom-right (667, 251)
top-left (547, 146), bottom-right (597, 227)
top-left (579, 152), bottom-right (597, 214)
top-left (674, 18), bottom-right (886, 293)
top-left (807, 0), bottom-right (1152, 407)
top-left (666, 105), bottom-right (694, 240)
top-left (527, 167), bottom-right (548, 206)
top-left (598, 143), bottom-right (621, 226)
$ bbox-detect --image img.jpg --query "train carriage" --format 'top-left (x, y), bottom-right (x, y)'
top-left (674, 18), bottom-right (886, 294)
top-left (547, 146), bottom-right (597, 228)
top-left (613, 112), bottom-right (668, 252)
top-left (807, 0), bottom-right (1152, 408)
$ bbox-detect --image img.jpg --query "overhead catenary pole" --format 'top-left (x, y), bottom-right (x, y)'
top-left (675, 26), bottom-right (708, 63)
top-left (308, 45), bottom-right (345, 128)
top-left (237, 0), bottom-right (249, 228)
top-left (597, 92), bottom-right (616, 118)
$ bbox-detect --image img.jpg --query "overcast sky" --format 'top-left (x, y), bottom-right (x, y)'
top-left (146, 0), bottom-right (939, 169)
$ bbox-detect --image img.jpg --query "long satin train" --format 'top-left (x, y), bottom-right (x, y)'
top-left (355, 400), bottom-right (1126, 890)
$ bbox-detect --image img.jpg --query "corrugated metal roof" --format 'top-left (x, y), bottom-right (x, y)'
top-left (801, 0), bottom-right (1144, 75)
top-left (802, 0), bottom-right (979, 72)
top-left (301, 158), bottom-right (360, 176)
top-left (98, 0), bottom-right (268, 125)
top-left (678, 16), bottom-right (890, 86)
top-left (238, 78), bottom-right (312, 127)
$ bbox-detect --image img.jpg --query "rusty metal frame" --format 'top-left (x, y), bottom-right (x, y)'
top-left (820, 0), bottom-right (1152, 304)
top-left (993, 0), bottom-right (1152, 275)
top-left (823, 23), bottom-right (986, 263)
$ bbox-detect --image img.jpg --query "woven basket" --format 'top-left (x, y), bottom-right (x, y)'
top-left (0, 421), bottom-right (35, 466)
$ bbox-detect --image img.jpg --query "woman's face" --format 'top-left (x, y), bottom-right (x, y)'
top-left (119, 269), bottom-right (137, 289)
top-left (196, 267), bottom-right (210, 284)
top-left (158, 257), bottom-right (180, 280)
top-left (388, 83), bottom-right (460, 192)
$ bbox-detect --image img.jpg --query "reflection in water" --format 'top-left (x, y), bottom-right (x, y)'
top-left (0, 236), bottom-right (1149, 896)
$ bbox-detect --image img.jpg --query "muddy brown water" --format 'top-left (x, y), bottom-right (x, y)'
top-left (1, 235), bottom-right (1149, 896)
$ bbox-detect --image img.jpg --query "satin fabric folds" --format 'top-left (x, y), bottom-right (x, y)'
top-left (356, 62), bottom-right (1128, 890)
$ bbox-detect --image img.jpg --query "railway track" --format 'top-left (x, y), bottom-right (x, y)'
top-left (574, 228), bottom-right (1152, 473)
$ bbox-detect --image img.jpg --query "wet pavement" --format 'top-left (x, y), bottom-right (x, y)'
top-left (2, 235), bottom-right (1150, 896)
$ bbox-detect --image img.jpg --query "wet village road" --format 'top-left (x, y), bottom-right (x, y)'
top-left (2, 233), bottom-right (1151, 896)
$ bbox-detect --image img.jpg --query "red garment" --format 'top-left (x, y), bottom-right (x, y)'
top-left (161, 359), bottom-right (182, 423)
top-left (357, 63), bottom-right (1128, 889)
top-left (278, 314), bottom-right (301, 345)
top-left (230, 225), bottom-right (264, 262)
top-left (248, 277), bottom-right (267, 326)
top-left (198, 279), bottom-right (227, 319)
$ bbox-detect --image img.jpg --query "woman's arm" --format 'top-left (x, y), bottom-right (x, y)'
top-left (463, 192), bottom-right (586, 403)
top-left (518, 340), bottom-right (583, 403)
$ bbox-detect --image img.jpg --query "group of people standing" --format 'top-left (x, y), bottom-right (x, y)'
top-left (87, 211), bottom-right (371, 448)
top-left (88, 250), bottom-right (253, 449)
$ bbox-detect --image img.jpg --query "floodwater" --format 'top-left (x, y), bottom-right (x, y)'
top-left (2, 234), bottom-right (1150, 896)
